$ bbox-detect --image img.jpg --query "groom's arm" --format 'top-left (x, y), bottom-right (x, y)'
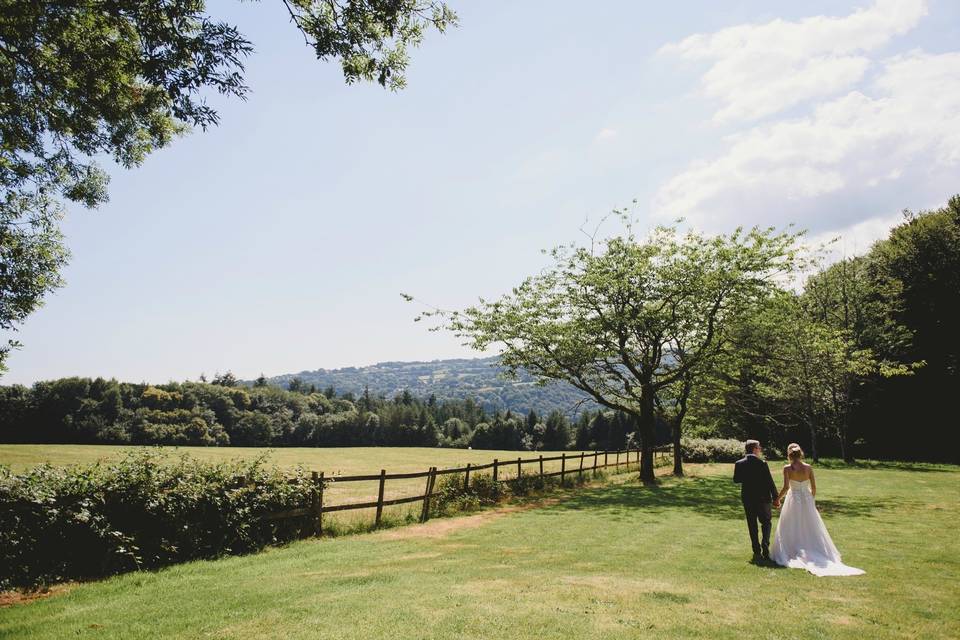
top-left (733, 461), bottom-right (743, 484)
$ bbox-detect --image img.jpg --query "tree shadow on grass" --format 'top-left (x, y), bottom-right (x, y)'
top-left (549, 474), bottom-right (901, 521)
top-left (816, 459), bottom-right (956, 473)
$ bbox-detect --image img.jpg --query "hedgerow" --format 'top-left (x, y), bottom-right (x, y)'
top-left (0, 452), bottom-right (313, 590)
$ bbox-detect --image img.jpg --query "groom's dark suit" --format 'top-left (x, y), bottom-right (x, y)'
top-left (733, 453), bottom-right (779, 556)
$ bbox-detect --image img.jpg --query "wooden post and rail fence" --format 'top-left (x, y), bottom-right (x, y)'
top-left (262, 445), bottom-right (673, 534)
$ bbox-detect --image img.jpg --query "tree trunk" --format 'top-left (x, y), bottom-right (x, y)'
top-left (808, 421), bottom-right (819, 463)
top-left (840, 386), bottom-right (855, 463)
top-left (840, 424), bottom-right (854, 463)
top-left (671, 376), bottom-right (691, 477)
top-left (638, 385), bottom-right (657, 484)
top-left (672, 419), bottom-right (683, 477)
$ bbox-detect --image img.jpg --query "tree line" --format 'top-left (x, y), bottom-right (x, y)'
top-left (0, 375), bottom-right (661, 452)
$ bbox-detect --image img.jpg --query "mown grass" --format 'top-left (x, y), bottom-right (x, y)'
top-left (2, 461), bottom-right (957, 639)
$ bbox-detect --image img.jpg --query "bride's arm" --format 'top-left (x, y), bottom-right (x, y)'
top-left (777, 467), bottom-right (790, 501)
top-left (809, 466), bottom-right (816, 498)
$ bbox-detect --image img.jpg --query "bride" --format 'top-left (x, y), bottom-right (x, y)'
top-left (771, 443), bottom-right (865, 576)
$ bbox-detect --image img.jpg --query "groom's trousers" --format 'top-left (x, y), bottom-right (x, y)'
top-left (742, 499), bottom-right (772, 554)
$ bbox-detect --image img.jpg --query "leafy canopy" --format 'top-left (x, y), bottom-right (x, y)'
top-left (411, 215), bottom-right (802, 480)
top-left (427, 221), bottom-right (801, 413)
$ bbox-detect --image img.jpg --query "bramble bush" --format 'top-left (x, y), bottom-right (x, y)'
top-left (0, 452), bottom-right (315, 590)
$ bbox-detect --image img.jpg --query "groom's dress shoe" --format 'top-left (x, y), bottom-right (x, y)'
top-left (761, 547), bottom-right (771, 561)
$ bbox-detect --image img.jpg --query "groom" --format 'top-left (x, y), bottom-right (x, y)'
top-left (733, 439), bottom-right (780, 561)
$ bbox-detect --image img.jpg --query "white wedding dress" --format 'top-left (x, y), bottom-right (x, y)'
top-left (771, 478), bottom-right (865, 576)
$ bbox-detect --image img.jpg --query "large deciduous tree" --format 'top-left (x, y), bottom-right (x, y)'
top-left (415, 219), bottom-right (800, 482)
top-left (0, 0), bottom-right (456, 372)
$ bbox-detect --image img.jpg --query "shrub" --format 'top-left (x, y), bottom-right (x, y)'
top-left (432, 472), bottom-right (508, 515)
top-left (432, 467), bottom-right (589, 516)
top-left (0, 452), bottom-right (315, 590)
top-left (680, 437), bottom-right (747, 463)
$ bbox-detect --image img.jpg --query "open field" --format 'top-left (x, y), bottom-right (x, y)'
top-left (0, 444), bottom-right (611, 525)
top-left (2, 461), bottom-right (957, 639)
top-left (0, 444), bottom-right (596, 475)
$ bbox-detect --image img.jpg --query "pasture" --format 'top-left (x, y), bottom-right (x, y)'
top-left (2, 459), bottom-right (957, 639)
top-left (0, 444), bottom-right (608, 526)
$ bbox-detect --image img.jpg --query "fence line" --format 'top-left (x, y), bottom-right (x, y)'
top-left (264, 445), bottom-right (673, 532)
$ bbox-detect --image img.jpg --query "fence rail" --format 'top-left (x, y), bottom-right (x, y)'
top-left (264, 445), bottom-right (673, 533)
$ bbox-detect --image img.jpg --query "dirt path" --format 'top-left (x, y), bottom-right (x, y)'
top-left (377, 465), bottom-right (673, 540)
top-left (377, 497), bottom-right (564, 540)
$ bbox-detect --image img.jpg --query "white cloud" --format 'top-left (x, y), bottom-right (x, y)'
top-left (803, 211), bottom-right (903, 259)
top-left (594, 127), bottom-right (618, 142)
top-left (660, 0), bottom-right (927, 122)
top-left (653, 49), bottom-right (960, 238)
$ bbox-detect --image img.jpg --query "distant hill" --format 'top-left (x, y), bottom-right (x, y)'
top-left (265, 357), bottom-right (597, 417)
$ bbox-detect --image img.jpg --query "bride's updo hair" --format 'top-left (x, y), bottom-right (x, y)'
top-left (787, 443), bottom-right (804, 461)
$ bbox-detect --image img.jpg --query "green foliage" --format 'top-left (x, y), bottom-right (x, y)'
top-left (0, 376), bottom-right (620, 451)
top-left (686, 198), bottom-right (960, 463)
top-left (861, 197), bottom-right (960, 460)
top-left (679, 437), bottom-right (756, 463)
top-left (283, 1), bottom-right (457, 91)
top-left (432, 473), bottom-right (509, 514)
top-left (0, 451), bottom-right (315, 590)
top-left (431, 466), bottom-right (586, 516)
top-left (416, 216), bottom-right (802, 480)
top-left (0, 212), bottom-right (68, 373)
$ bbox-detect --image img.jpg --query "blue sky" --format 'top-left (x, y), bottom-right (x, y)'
top-left (5, 0), bottom-right (960, 385)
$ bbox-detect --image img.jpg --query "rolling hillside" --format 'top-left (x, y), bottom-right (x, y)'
top-left (265, 357), bottom-right (597, 416)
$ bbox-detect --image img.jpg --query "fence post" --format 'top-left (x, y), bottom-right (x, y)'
top-left (539, 455), bottom-right (544, 477)
top-left (311, 471), bottom-right (324, 536)
top-left (561, 453), bottom-right (566, 485)
top-left (493, 459), bottom-right (499, 483)
top-left (604, 451), bottom-right (608, 468)
top-left (375, 469), bottom-right (386, 527)
top-left (310, 471), bottom-right (319, 536)
top-left (421, 467), bottom-right (436, 523)
top-left (464, 463), bottom-right (471, 491)
top-left (593, 451), bottom-right (598, 473)
top-left (578, 452), bottom-right (584, 480)
top-left (517, 457), bottom-right (522, 480)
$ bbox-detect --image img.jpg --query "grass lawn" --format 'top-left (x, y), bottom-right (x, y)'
top-left (2, 460), bottom-right (957, 639)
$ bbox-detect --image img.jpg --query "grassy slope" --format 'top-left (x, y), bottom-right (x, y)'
top-left (2, 462), bottom-right (957, 639)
